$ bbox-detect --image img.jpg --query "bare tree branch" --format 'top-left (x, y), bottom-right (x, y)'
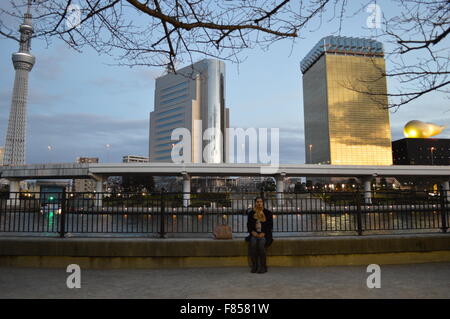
top-left (0, 0), bottom-right (447, 109)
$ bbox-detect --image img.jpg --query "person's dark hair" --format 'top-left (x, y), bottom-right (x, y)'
top-left (254, 197), bottom-right (264, 203)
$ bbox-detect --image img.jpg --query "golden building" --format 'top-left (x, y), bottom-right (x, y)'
top-left (301, 36), bottom-right (393, 165)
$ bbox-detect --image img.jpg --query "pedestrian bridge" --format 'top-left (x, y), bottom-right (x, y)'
top-left (1, 162), bottom-right (449, 179)
top-left (1, 163), bottom-right (449, 205)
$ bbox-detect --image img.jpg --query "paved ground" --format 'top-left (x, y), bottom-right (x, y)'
top-left (0, 262), bottom-right (449, 299)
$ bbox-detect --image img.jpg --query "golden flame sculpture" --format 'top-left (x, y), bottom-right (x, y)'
top-left (404, 120), bottom-right (446, 138)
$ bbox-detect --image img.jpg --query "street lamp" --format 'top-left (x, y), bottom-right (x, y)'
top-left (308, 144), bottom-right (312, 164)
top-left (47, 145), bottom-right (53, 163)
top-left (430, 147), bottom-right (436, 165)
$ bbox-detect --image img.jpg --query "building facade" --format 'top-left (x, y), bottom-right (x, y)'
top-left (301, 36), bottom-right (393, 165)
top-left (122, 155), bottom-right (149, 163)
top-left (149, 59), bottom-right (229, 163)
top-left (73, 157), bottom-right (99, 192)
top-left (392, 138), bottom-right (450, 165)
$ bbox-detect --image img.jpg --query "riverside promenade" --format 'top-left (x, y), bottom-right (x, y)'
top-left (0, 233), bottom-right (449, 299)
top-left (1, 263), bottom-right (449, 298)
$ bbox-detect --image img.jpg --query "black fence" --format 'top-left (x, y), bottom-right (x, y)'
top-left (0, 189), bottom-right (448, 237)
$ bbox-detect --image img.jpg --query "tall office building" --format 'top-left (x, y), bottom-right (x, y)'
top-left (301, 36), bottom-right (393, 165)
top-left (4, 1), bottom-right (35, 165)
top-left (149, 59), bottom-right (230, 163)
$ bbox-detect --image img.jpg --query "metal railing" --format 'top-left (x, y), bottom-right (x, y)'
top-left (0, 189), bottom-right (448, 237)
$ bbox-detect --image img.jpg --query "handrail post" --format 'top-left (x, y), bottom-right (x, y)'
top-left (440, 186), bottom-right (448, 233)
top-left (355, 188), bottom-right (363, 236)
top-left (59, 188), bottom-right (66, 238)
top-left (159, 189), bottom-right (166, 238)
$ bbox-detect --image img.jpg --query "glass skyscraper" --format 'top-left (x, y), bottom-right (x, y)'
top-left (301, 36), bottom-right (393, 165)
top-left (149, 59), bottom-right (229, 163)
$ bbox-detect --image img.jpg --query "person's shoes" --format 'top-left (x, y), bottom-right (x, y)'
top-left (250, 258), bottom-right (258, 273)
top-left (257, 256), bottom-right (267, 273)
top-left (257, 266), bottom-right (267, 274)
top-left (251, 264), bottom-right (258, 273)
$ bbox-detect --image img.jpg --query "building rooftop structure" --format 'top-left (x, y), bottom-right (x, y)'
top-left (300, 36), bottom-right (384, 74)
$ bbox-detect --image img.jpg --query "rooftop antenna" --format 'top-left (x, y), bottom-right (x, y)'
top-left (27, 0), bottom-right (32, 14)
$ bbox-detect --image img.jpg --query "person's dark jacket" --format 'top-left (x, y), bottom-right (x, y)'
top-left (245, 208), bottom-right (273, 247)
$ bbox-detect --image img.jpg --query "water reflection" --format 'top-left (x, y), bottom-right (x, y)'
top-left (0, 208), bottom-right (447, 236)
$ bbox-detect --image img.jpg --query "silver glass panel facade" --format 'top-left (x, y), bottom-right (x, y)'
top-left (149, 59), bottom-right (229, 163)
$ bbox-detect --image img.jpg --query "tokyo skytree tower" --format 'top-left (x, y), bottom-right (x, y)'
top-left (4, 0), bottom-right (35, 165)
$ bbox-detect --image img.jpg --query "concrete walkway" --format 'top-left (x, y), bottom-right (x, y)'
top-left (0, 262), bottom-right (449, 299)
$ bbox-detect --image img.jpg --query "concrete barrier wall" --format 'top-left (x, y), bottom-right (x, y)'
top-left (0, 234), bottom-right (449, 269)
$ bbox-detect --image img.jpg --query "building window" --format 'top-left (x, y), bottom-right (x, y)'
top-left (154, 155), bottom-right (173, 161)
top-left (156, 119), bottom-right (184, 129)
top-left (161, 88), bottom-right (188, 100)
top-left (161, 81), bottom-right (188, 93)
top-left (156, 141), bottom-right (175, 148)
top-left (155, 149), bottom-right (171, 155)
top-left (160, 94), bottom-right (189, 106)
top-left (157, 113), bottom-right (183, 122)
top-left (156, 129), bottom-right (175, 136)
top-left (157, 106), bottom-right (184, 117)
top-left (156, 136), bottom-right (170, 141)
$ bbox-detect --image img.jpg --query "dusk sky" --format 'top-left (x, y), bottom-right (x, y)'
top-left (0, 1), bottom-right (448, 165)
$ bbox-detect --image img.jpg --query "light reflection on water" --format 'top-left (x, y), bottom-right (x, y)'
top-left (0, 208), bottom-right (447, 238)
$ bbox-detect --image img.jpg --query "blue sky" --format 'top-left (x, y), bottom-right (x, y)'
top-left (0, 0), bottom-right (448, 164)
